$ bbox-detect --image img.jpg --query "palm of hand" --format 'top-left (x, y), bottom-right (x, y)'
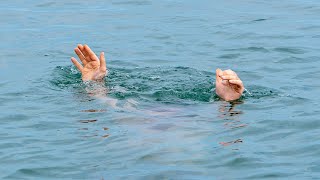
top-left (82, 60), bottom-right (105, 81)
top-left (215, 69), bottom-right (244, 101)
top-left (71, 44), bottom-right (107, 81)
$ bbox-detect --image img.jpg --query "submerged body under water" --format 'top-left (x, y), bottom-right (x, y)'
top-left (1, 0), bottom-right (320, 179)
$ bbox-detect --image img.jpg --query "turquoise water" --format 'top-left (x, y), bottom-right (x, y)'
top-left (1, 0), bottom-right (320, 179)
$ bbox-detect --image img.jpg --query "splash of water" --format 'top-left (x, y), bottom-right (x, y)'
top-left (50, 65), bottom-right (278, 104)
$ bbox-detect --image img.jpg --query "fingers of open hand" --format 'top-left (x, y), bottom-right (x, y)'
top-left (74, 48), bottom-right (87, 65)
top-left (77, 44), bottom-right (90, 60)
top-left (71, 57), bottom-right (83, 72)
top-left (99, 52), bottom-right (107, 72)
top-left (84, 44), bottom-right (99, 62)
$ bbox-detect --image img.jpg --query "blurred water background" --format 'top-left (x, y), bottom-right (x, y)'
top-left (0, 0), bottom-right (320, 179)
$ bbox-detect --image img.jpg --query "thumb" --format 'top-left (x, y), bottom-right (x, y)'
top-left (216, 68), bottom-right (223, 82)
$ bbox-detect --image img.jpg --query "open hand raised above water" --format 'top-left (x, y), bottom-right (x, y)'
top-left (215, 68), bottom-right (244, 101)
top-left (71, 44), bottom-right (107, 81)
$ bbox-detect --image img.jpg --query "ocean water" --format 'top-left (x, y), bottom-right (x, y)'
top-left (1, 0), bottom-right (320, 179)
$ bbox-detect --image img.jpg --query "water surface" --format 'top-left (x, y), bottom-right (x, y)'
top-left (0, 0), bottom-right (320, 179)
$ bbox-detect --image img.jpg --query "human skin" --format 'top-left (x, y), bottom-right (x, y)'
top-left (71, 44), bottom-right (244, 101)
top-left (71, 44), bottom-right (107, 81)
top-left (215, 68), bottom-right (244, 101)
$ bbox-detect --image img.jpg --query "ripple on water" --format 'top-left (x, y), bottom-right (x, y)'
top-left (50, 65), bottom-right (280, 105)
top-left (273, 47), bottom-right (307, 54)
top-left (223, 46), bottom-right (269, 53)
top-left (112, 0), bottom-right (151, 6)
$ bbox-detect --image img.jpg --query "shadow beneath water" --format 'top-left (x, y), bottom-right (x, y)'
top-left (218, 101), bottom-right (246, 147)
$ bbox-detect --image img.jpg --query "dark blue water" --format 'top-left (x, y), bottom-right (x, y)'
top-left (1, 0), bottom-right (320, 179)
